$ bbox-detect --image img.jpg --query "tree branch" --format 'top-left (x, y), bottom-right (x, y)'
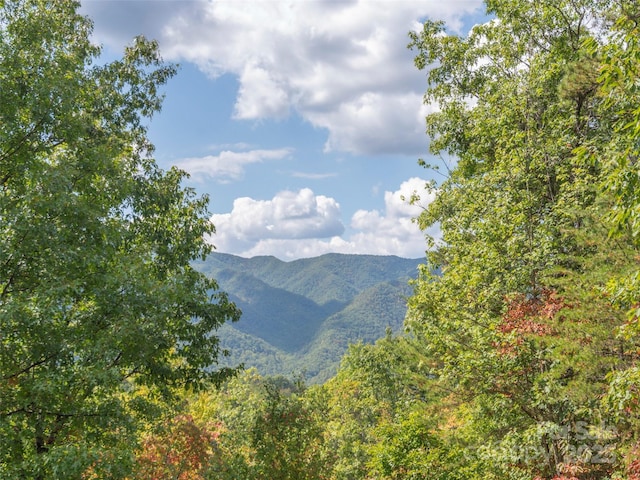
top-left (2, 351), bottom-right (63, 381)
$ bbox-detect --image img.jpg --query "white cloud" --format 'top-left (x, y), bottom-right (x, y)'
top-left (234, 62), bottom-right (290, 119)
top-left (348, 177), bottom-right (438, 257)
top-left (208, 178), bottom-right (439, 260)
top-left (209, 188), bottom-right (345, 252)
top-left (291, 172), bottom-right (338, 180)
top-left (235, 237), bottom-right (359, 261)
top-left (312, 92), bottom-right (436, 155)
top-left (82, 0), bottom-right (484, 156)
top-left (175, 148), bottom-right (292, 182)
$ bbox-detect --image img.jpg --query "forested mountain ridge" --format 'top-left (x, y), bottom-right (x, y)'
top-left (193, 252), bottom-right (423, 382)
top-left (195, 252), bottom-right (423, 303)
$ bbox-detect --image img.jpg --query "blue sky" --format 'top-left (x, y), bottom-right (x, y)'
top-left (79, 0), bottom-right (487, 260)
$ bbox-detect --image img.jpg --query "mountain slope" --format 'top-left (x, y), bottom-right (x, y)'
top-left (296, 281), bottom-right (413, 383)
top-left (214, 268), bottom-right (334, 352)
top-left (195, 253), bottom-right (423, 382)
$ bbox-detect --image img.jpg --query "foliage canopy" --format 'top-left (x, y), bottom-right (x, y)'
top-left (404, 0), bottom-right (640, 478)
top-left (0, 1), bottom-right (239, 477)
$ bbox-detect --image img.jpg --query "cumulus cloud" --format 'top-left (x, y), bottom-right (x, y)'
top-left (312, 93), bottom-right (437, 155)
top-left (175, 148), bottom-right (292, 182)
top-left (347, 177), bottom-right (439, 257)
top-left (234, 63), bottom-right (290, 119)
top-left (209, 188), bottom-right (345, 253)
top-left (208, 178), bottom-right (438, 260)
top-left (81, 0), bottom-right (483, 156)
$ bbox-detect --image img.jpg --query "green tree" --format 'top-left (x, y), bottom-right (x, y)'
top-left (321, 344), bottom-right (394, 480)
top-left (189, 369), bottom-right (266, 479)
top-left (586, 3), bottom-right (640, 467)
top-left (249, 379), bottom-right (327, 480)
top-left (319, 336), bottom-right (459, 480)
top-left (187, 369), bottom-right (329, 480)
top-left (0, 1), bottom-right (239, 478)
top-left (594, 2), bottom-right (640, 251)
top-left (407, 1), bottom-right (638, 478)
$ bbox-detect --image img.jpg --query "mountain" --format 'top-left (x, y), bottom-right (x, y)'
top-left (194, 252), bottom-right (423, 383)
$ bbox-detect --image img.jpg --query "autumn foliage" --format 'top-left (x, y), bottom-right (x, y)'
top-left (134, 415), bottom-right (221, 480)
top-left (499, 289), bottom-right (565, 335)
top-left (493, 289), bottom-right (566, 356)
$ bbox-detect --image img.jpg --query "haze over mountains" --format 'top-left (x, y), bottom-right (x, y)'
top-left (194, 253), bottom-right (424, 383)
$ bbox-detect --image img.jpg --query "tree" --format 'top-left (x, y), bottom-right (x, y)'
top-left (249, 380), bottom-right (327, 480)
top-left (406, 0), bottom-right (638, 478)
top-left (590, 2), bottom-right (640, 324)
top-left (0, 1), bottom-right (239, 477)
top-left (587, 3), bottom-right (640, 468)
top-left (320, 336), bottom-right (462, 480)
top-left (133, 414), bottom-right (222, 480)
top-left (186, 369), bottom-right (329, 480)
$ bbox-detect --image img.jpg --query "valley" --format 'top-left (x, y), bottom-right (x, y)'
top-left (194, 252), bottom-right (423, 383)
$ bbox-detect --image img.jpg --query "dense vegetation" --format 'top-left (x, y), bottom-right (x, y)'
top-left (195, 253), bottom-right (422, 383)
top-left (0, 1), bottom-right (239, 478)
top-left (3, 0), bottom-right (640, 478)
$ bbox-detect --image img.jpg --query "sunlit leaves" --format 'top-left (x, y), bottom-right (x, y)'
top-left (0, 1), bottom-right (239, 477)
top-left (405, 0), bottom-right (639, 478)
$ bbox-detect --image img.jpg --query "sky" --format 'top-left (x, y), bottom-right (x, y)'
top-left (79, 0), bottom-right (487, 260)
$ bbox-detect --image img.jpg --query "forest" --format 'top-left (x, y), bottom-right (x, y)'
top-left (2, 0), bottom-right (640, 479)
top-left (194, 252), bottom-right (422, 383)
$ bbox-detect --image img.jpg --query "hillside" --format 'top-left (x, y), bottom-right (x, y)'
top-left (194, 253), bottom-right (423, 382)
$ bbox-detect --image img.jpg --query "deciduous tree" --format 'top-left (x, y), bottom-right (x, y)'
top-left (407, 1), bottom-right (638, 477)
top-left (0, 1), bottom-right (239, 477)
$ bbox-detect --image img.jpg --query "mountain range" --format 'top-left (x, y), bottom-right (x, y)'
top-left (194, 252), bottom-right (424, 383)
